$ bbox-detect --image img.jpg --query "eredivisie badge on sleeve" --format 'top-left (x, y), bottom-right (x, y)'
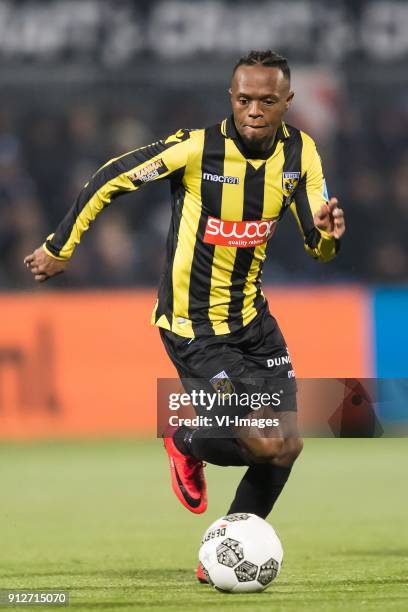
top-left (322, 178), bottom-right (329, 202)
top-left (282, 172), bottom-right (300, 197)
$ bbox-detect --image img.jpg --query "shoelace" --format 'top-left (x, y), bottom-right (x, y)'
top-left (185, 458), bottom-right (206, 482)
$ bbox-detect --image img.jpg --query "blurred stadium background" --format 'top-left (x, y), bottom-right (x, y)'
top-left (1, 2), bottom-right (407, 610)
top-left (1, 0), bottom-right (407, 437)
top-left (2, 0), bottom-right (408, 289)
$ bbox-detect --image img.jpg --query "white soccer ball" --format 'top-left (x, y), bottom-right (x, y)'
top-left (199, 513), bottom-right (283, 593)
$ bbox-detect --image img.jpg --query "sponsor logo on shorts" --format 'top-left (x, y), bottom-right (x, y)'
top-left (203, 216), bottom-right (277, 248)
top-left (282, 171), bottom-right (300, 196)
top-left (210, 370), bottom-right (235, 395)
top-left (202, 172), bottom-right (239, 184)
top-left (267, 354), bottom-right (292, 368)
top-left (129, 158), bottom-right (168, 185)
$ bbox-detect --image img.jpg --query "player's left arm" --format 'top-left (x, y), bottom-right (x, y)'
top-left (290, 133), bottom-right (345, 262)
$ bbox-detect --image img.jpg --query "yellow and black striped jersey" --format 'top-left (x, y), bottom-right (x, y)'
top-left (44, 116), bottom-right (338, 338)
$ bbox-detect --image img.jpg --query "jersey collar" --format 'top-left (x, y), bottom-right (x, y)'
top-left (221, 115), bottom-right (290, 160)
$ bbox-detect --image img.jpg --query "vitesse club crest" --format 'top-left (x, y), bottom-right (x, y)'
top-left (282, 171), bottom-right (300, 197)
top-left (210, 370), bottom-right (235, 395)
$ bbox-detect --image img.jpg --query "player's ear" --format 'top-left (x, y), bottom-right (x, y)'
top-left (285, 91), bottom-right (294, 111)
top-left (228, 87), bottom-right (232, 96)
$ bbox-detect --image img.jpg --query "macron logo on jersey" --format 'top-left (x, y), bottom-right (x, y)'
top-left (202, 172), bottom-right (240, 185)
top-left (203, 216), bottom-right (277, 248)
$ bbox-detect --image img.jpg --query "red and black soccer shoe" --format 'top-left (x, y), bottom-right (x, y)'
top-left (163, 428), bottom-right (207, 514)
top-left (196, 562), bottom-right (209, 584)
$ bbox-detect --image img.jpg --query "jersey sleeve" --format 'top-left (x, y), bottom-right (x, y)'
top-left (43, 129), bottom-right (192, 261)
top-left (289, 132), bottom-right (338, 262)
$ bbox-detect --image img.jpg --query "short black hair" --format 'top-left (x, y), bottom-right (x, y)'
top-left (232, 50), bottom-right (290, 82)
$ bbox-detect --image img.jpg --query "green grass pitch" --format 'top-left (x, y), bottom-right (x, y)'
top-left (0, 439), bottom-right (407, 611)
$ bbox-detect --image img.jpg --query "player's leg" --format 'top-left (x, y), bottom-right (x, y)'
top-left (238, 409), bottom-right (302, 464)
top-left (225, 308), bottom-right (302, 519)
top-left (228, 411), bottom-right (303, 518)
top-left (173, 424), bottom-right (252, 465)
top-left (161, 327), bottom-right (253, 465)
top-left (160, 329), bottom-right (254, 514)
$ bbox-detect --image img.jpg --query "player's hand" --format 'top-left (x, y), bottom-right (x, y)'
top-left (24, 247), bottom-right (67, 283)
top-left (313, 197), bottom-right (345, 239)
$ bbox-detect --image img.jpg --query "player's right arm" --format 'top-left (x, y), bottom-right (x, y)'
top-left (24, 129), bottom-right (192, 282)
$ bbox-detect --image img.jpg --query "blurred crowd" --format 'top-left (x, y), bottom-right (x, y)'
top-left (1, 84), bottom-right (407, 290)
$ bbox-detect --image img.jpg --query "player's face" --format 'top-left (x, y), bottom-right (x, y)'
top-left (230, 65), bottom-right (294, 152)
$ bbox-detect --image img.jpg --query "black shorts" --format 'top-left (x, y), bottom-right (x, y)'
top-left (160, 305), bottom-right (297, 418)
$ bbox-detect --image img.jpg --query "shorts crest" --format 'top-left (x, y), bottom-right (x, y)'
top-left (210, 370), bottom-right (235, 395)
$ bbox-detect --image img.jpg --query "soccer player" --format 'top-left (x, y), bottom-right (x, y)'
top-left (24, 50), bottom-right (345, 582)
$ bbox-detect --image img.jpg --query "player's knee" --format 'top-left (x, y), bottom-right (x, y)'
top-left (246, 437), bottom-right (285, 462)
top-left (283, 437), bottom-right (304, 464)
